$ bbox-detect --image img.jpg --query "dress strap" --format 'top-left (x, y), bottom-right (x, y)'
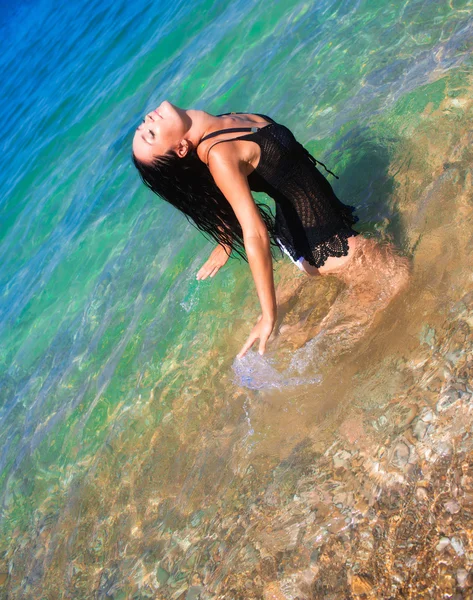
top-left (200, 126), bottom-right (260, 143)
top-left (199, 112), bottom-right (276, 166)
top-left (199, 112), bottom-right (276, 144)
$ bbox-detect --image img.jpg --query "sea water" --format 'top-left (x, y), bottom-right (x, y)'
top-left (1, 0), bottom-right (473, 597)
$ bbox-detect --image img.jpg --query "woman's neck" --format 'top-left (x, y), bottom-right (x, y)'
top-left (185, 109), bottom-right (226, 147)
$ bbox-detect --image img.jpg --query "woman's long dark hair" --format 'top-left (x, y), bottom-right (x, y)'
top-left (132, 149), bottom-right (279, 261)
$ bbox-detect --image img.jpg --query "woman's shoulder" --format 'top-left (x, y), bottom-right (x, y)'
top-left (196, 135), bottom-right (260, 176)
top-left (195, 136), bottom-right (238, 166)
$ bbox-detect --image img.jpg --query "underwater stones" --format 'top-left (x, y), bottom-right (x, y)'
top-left (388, 441), bottom-right (411, 469)
top-left (167, 572), bottom-right (190, 598)
top-left (258, 522), bottom-right (301, 554)
top-left (156, 565), bottom-right (170, 585)
top-left (354, 532), bottom-right (374, 563)
top-left (277, 571), bottom-right (315, 600)
top-left (333, 450), bottom-right (351, 470)
top-left (461, 492), bottom-right (473, 508)
top-left (377, 415), bottom-right (388, 428)
top-left (416, 486), bottom-right (428, 502)
top-left (436, 537), bottom-right (451, 552)
top-left (456, 568), bottom-right (473, 589)
top-left (450, 537), bottom-right (465, 556)
top-left (263, 484), bottom-right (281, 507)
top-left (185, 585), bottom-right (203, 600)
top-left (20, 298), bottom-right (473, 600)
top-left (311, 501), bottom-right (331, 520)
top-left (326, 509), bottom-right (348, 534)
top-left (413, 419), bottom-right (429, 440)
top-left (437, 385), bottom-right (470, 412)
top-left (457, 360), bottom-right (473, 386)
top-left (450, 537), bottom-right (465, 557)
top-left (348, 572), bottom-right (374, 596)
top-left (95, 565), bottom-right (121, 599)
top-left (393, 403), bottom-right (419, 430)
top-left (259, 554), bottom-right (278, 581)
top-left (438, 572), bottom-right (456, 596)
top-left (263, 581), bottom-right (287, 600)
top-left (412, 407), bottom-right (437, 440)
top-left (421, 409), bottom-right (435, 423)
top-left (332, 491), bottom-right (354, 509)
top-left (139, 585), bottom-right (160, 599)
top-left (420, 325), bottom-right (436, 347)
top-left (449, 319), bottom-right (470, 346)
top-left (435, 441), bottom-right (454, 458)
top-left (445, 499), bottom-right (461, 514)
top-left (353, 497), bottom-right (369, 515)
top-left (456, 568), bottom-right (469, 588)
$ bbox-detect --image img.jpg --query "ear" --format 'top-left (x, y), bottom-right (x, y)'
top-left (176, 139), bottom-right (194, 158)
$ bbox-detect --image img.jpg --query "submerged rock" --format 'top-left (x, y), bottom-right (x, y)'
top-left (349, 573), bottom-right (374, 596)
top-left (445, 499), bottom-right (460, 514)
top-left (389, 441), bottom-right (411, 469)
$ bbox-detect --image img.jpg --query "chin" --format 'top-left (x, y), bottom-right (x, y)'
top-left (165, 101), bottom-right (184, 116)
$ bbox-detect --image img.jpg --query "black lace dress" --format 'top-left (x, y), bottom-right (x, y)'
top-left (200, 112), bottom-right (359, 268)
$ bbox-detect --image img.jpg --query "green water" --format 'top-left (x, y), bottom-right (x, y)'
top-left (1, 0), bottom-right (473, 597)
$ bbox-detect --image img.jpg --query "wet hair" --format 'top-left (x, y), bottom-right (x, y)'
top-left (132, 149), bottom-right (279, 261)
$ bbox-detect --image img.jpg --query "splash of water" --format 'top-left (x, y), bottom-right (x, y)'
top-left (232, 350), bottom-right (322, 390)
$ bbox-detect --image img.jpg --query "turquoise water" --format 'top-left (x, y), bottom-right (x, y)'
top-left (1, 0), bottom-right (473, 597)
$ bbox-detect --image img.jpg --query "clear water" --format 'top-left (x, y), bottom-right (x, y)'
top-left (1, 0), bottom-right (473, 597)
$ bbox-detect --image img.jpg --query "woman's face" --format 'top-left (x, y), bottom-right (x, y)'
top-left (132, 101), bottom-right (189, 163)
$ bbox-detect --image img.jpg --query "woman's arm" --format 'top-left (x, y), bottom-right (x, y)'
top-left (207, 144), bottom-right (277, 357)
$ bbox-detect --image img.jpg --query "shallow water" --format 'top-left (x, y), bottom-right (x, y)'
top-left (1, 0), bottom-right (473, 598)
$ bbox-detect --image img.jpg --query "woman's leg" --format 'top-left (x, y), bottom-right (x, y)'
top-left (288, 237), bottom-right (410, 371)
top-left (274, 239), bottom-right (318, 308)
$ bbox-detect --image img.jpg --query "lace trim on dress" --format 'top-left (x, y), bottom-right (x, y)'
top-left (277, 228), bottom-right (359, 268)
top-left (311, 229), bottom-right (358, 268)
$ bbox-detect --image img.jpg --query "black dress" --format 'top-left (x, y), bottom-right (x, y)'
top-left (198, 112), bottom-right (359, 268)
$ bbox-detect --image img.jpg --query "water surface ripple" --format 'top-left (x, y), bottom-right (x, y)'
top-left (1, 0), bottom-right (473, 597)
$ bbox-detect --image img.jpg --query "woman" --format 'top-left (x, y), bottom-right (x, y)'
top-left (132, 101), bottom-right (409, 360)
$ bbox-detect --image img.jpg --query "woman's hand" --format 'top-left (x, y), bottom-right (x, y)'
top-left (237, 314), bottom-right (275, 358)
top-left (196, 244), bottom-right (230, 280)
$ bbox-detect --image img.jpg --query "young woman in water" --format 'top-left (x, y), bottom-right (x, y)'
top-left (132, 101), bottom-right (409, 359)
